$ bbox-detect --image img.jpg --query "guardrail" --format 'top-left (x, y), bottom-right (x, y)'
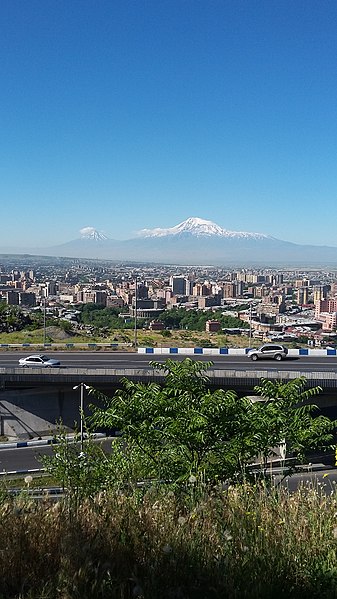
top-left (137, 347), bottom-right (337, 356)
top-left (2, 366), bottom-right (337, 385)
top-left (0, 432), bottom-right (107, 451)
top-left (1, 344), bottom-right (336, 356)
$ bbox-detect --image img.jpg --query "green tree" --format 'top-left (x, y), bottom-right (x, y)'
top-left (87, 359), bottom-right (335, 487)
top-left (252, 377), bottom-right (334, 463)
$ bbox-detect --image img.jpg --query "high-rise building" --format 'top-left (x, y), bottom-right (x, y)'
top-left (170, 276), bottom-right (188, 295)
top-left (223, 282), bottom-right (236, 298)
top-left (295, 287), bottom-right (309, 305)
top-left (46, 281), bottom-right (57, 296)
top-left (313, 285), bottom-right (326, 303)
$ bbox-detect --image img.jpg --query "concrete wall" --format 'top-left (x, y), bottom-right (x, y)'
top-left (0, 386), bottom-right (85, 440)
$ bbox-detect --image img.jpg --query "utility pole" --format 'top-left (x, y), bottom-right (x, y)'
top-left (134, 275), bottom-right (138, 349)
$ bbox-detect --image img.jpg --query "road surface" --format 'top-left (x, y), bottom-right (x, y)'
top-left (1, 444), bottom-right (336, 494)
top-left (0, 350), bottom-right (337, 372)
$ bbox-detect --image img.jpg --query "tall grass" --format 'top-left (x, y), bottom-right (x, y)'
top-left (0, 483), bottom-right (337, 598)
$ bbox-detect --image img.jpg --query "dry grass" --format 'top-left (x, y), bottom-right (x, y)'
top-left (0, 329), bottom-right (251, 348)
top-left (0, 484), bottom-right (337, 598)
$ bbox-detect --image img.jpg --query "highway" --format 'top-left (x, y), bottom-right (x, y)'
top-left (0, 350), bottom-right (337, 372)
top-left (1, 350), bottom-right (336, 491)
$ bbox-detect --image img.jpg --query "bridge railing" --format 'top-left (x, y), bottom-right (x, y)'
top-left (137, 347), bottom-right (337, 357)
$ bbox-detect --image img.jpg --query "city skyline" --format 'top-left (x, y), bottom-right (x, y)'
top-left (2, 1), bottom-right (337, 248)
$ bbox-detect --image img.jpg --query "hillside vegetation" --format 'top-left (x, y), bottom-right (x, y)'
top-left (1, 359), bottom-right (337, 598)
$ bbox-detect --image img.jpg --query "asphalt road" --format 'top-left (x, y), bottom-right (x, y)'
top-left (1, 444), bottom-right (337, 494)
top-left (0, 438), bottom-right (113, 473)
top-left (0, 350), bottom-right (337, 372)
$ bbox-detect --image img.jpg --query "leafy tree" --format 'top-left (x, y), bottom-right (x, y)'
top-left (87, 359), bottom-right (335, 487)
top-left (252, 377), bottom-right (334, 462)
top-left (0, 304), bottom-right (32, 333)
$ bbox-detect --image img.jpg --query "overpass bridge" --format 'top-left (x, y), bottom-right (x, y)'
top-left (1, 366), bottom-right (337, 440)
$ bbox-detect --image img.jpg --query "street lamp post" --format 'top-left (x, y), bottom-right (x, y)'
top-left (43, 295), bottom-right (46, 346)
top-left (249, 302), bottom-right (252, 346)
top-left (73, 383), bottom-right (90, 451)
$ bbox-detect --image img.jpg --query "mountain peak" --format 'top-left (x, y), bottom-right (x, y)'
top-left (138, 217), bottom-right (270, 240)
top-left (79, 227), bottom-right (108, 241)
top-left (174, 217), bottom-right (226, 236)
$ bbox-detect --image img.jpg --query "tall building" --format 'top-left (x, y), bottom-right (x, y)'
top-left (313, 285), bottom-right (327, 303)
top-left (6, 290), bottom-right (19, 305)
top-left (19, 292), bottom-right (36, 307)
top-left (169, 276), bottom-right (188, 295)
top-left (223, 282), bottom-right (236, 298)
top-left (295, 287), bottom-right (309, 305)
top-left (46, 281), bottom-right (57, 296)
top-left (315, 298), bottom-right (337, 319)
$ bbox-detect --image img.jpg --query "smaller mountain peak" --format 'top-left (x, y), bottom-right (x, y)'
top-left (79, 227), bottom-right (108, 241)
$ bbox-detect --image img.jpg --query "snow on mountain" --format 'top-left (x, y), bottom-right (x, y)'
top-left (4, 216), bottom-right (337, 265)
top-left (79, 227), bottom-right (108, 241)
top-left (138, 217), bottom-right (271, 240)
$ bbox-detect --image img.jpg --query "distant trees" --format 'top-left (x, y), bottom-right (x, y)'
top-left (0, 303), bottom-right (31, 333)
top-left (150, 308), bottom-right (249, 331)
top-left (76, 304), bottom-right (248, 333)
top-left (77, 304), bottom-right (142, 330)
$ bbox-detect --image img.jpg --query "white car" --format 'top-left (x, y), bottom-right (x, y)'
top-left (247, 344), bottom-right (288, 362)
top-left (18, 354), bottom-right (61, 368)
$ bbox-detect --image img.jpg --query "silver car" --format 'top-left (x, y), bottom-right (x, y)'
top-left (247, 344), bottom-right (288, 362)
top-left (19, 354), bottom-right (61, 368)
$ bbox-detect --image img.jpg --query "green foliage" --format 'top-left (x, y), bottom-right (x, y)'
top-left (59, 319), bottom-right (73, 333)
top-left (76, 303), bottom-right (248, 334)
top-left (159, 307), bottom-right (249, 331)
top-left (41, 429), bottom-right (110, 499)
top-left (0, 304), bottom-right (32, 333)
top-left (159, 329), bottom-right (172, 337)
top-left (77, 304), bottom-right (124, 329)
top-left (253, 377), bottom-right (335, 460)
top-left (88, 359), bottom-right (335, 487)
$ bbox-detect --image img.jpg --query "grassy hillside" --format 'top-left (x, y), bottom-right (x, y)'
top-left (0, 328), bottom-right (252, 348)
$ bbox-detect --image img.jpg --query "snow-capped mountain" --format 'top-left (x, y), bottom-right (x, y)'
top-left (4, 217), bottom-right (337, 266)
top-left (138, 217), bottom-right (271, 240)
top-left (80, 227), bottom-right (108, 241)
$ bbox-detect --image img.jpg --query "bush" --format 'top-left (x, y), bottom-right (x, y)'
top-left (88, 359), bottom-right (335, 487)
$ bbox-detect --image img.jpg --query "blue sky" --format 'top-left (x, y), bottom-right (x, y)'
top-left (1, 0), bottom-right (337, 248)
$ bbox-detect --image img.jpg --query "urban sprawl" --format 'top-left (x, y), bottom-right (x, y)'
top-left (1, 256), bottom-right (337, 346)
